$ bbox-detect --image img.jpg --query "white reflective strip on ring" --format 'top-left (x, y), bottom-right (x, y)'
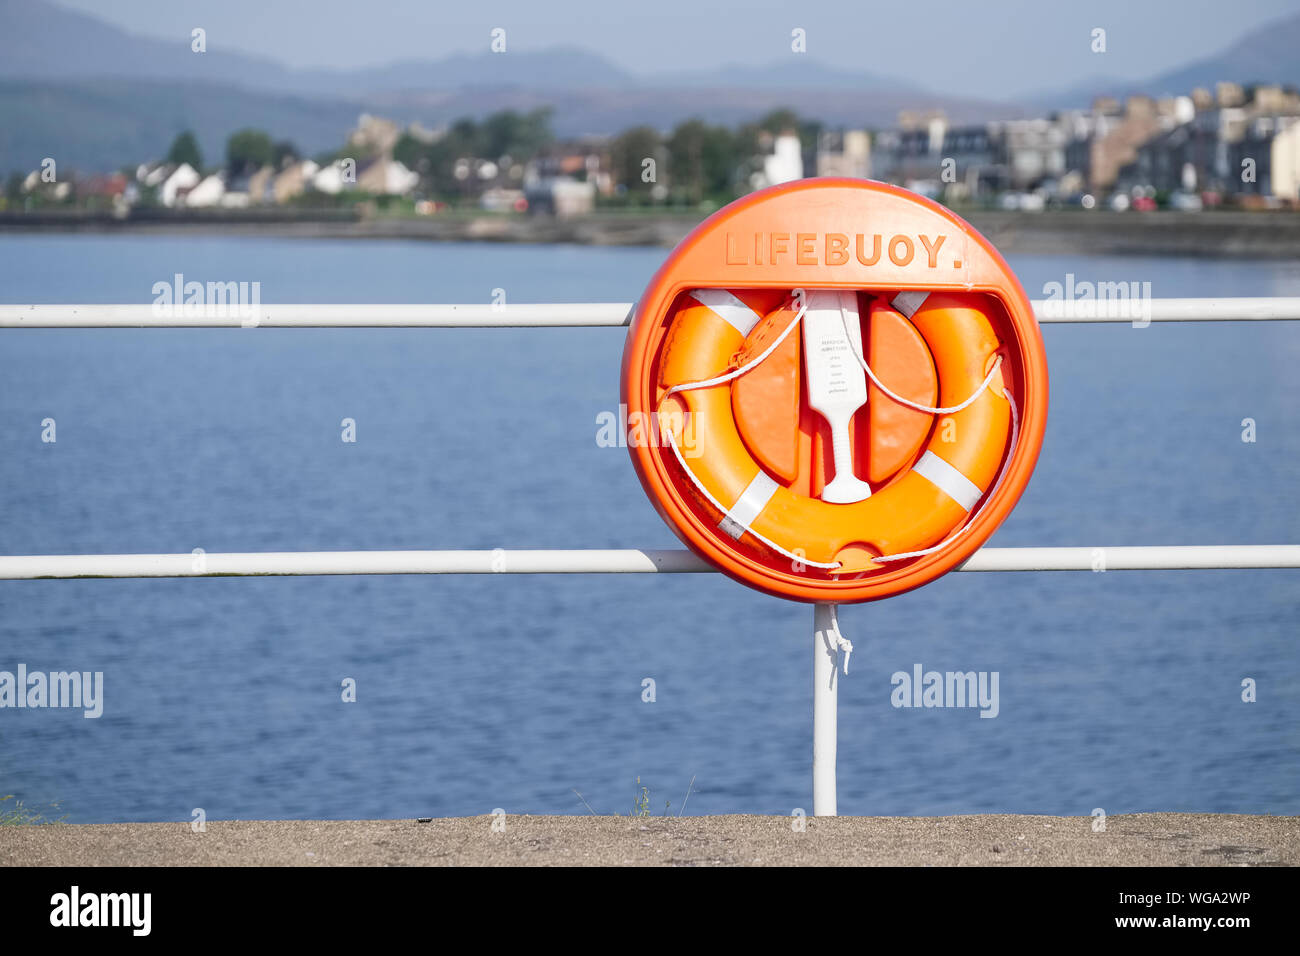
top-left (891, 291), bottom-right (930, 318)
top-left (912, 451), bottom-right (983, 511)
top-left (690, 288), bottom-right (763, 336)
top-left (718, 471), bottom-right (780, 540)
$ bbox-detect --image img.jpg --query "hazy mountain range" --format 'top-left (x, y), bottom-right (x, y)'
top-left (1, 0), bottom-right (1297, 173)
top-left (1033, 13), bottom-right (1300, 107)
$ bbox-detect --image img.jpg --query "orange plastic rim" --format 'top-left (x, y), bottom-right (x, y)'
top-left (621, 178), bottom-right (1049, 603)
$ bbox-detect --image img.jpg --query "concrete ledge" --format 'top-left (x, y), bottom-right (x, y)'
top-left (2, 813), bottom-right (1295, 866)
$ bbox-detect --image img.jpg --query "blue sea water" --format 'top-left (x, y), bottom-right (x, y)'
top-left (0, 233), bottom-right (1297, 822)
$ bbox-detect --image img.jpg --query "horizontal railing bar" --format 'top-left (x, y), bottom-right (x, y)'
top-left (959, 545), bottom-right (1300, 571)
top-left (1084, 297), bottom-right (1300, 323)
top-left (3, 297), bottom-right (1300, 328)
top-left (0, 303), bottom-right (636, 328)
top-left (0, 546), bottom-right (1296, 579)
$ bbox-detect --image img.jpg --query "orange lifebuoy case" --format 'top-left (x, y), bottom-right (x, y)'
top-left (622, 179), bottom-right (1048, 603)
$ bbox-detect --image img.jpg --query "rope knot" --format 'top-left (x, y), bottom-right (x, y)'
top-left (834, 634), bottom-right (853, 675)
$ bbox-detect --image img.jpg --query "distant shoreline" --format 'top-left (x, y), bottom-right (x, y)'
top-left (4, 209), bottom-right (1300, 259)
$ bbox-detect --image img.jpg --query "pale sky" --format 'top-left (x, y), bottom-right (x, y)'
top-left (52, 0), bottom-right (1299, 100)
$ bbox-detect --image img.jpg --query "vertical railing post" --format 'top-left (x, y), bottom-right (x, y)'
top-left (812, 602), bottom-right (840, 816)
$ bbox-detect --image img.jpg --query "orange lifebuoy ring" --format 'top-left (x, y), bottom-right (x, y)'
top-left (622, 179), bottom-right (1048, 602)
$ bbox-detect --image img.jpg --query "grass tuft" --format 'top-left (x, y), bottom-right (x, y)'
top-left (0, 794), bottom-right (66, 826)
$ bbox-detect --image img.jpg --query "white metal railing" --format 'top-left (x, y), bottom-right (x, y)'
top-left (3, 297), bottom-right (1300, 328)
top-left (2, 297), bottom-right (1298, 579)
top-left (6, 294), bottom-right (1299, 818)
top-left (1, 545), bottom-right (1297, 579)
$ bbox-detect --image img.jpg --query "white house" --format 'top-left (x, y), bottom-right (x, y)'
top-left (183, 173), bottom-right (226, 207)
top-left (22, 168), bottom-right (72, 199)
top-left (160, 163), bottom-right (201, 207)
top-left (383, 159), bottom-right (419, 195)
top-left (357, 157), bottom-right (419, 195)
top-left (523, 177), bottom-right (595, 216)
top-left (136, 162), bottom-right (173, 187)
top-left (751, 132), bottom-right (804, 190)
top-left (312, 160), bottom-right (351, 195)
top-left (1272, 119), bottom-right (1300, 201)
top-left (314, 156), bottom-right (418, 196)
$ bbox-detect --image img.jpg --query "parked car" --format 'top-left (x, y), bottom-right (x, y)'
top-left (999, 192), bottom-right (1045, 212)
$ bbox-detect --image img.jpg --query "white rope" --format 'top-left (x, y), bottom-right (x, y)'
top-left (821, 604), bottom-right (853, 675)
top-left (872, 390), bottom-right (1021, 563)
top-left (663, 432), bottom-right (841, 570)
top-left (658, 289), bottom-right (841, 570)
top-left (834, 294), bottom-right (1023, 564)
top-left (657, 288), bottom-right (1022, 572)
top-left (840, 304), bottom-right (1004, 416)
top-left (660, 289), bottom-right (807, 399)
